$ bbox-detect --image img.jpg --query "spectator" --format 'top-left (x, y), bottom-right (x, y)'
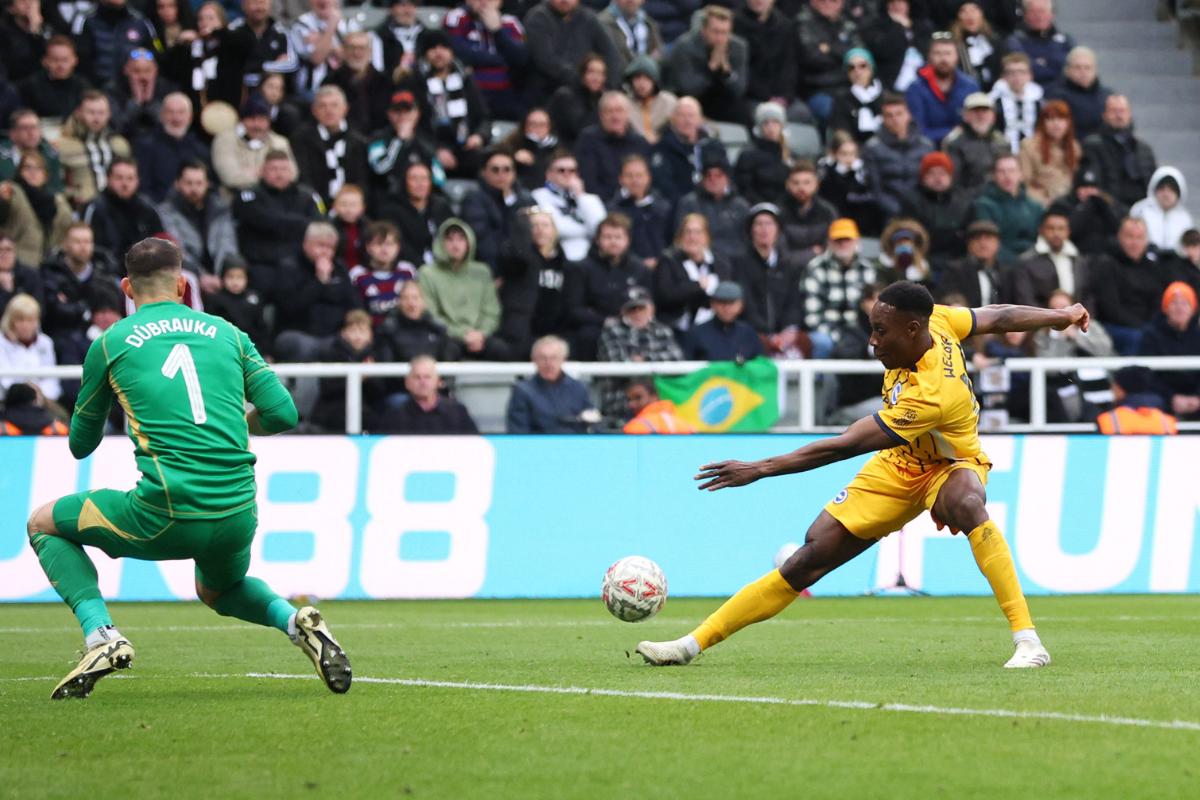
top-left (1174, 228), bottom-right (1200, 295)
top-left (461, 149), bottom-right (536, 271)
top-left (597, 286), bottom-right (683, 417)
top-left (0, 112), bottom-right (65, 196)
top-left (950, 0), bottom-right (1004, 91)
top-left (863, 92), bottom-right (934, 219)
top-left (989, 52), bottom-right (1042, 154)
top-left (599, 0), bottom-right (662, 75)
top-left (418, 218), bottom-right (509, 359)
top-left (655, 212), bottom-right (735, 332)
top-left (233, 149), bottom-right (324, 293)
top-left (905, 31), bottom-right (980, 145)
top-left (212, 95), bottom-right (298, 191)
top-left (379, 279), bottom-right (459, 361)
top-left (609, 154), bottom-right (671, 267)
top-left (876, 216), bottom-right (934, 285)
top-left (547, 52), bottom-right (606, 148)
top-left (901, 150), bottom-right (971, 266)
top-left (1096, 366), bottom-right (1177, 435)
top-left (735, 0), bottom-right (798, 115)
top-left (132, 93), bottom-right (210, 203)
top-left (1004, 0), bottom-right (1073, 86)
top-left (1017, 99), bottom-right (1080, 206)
top-left (291, 85), bottom-right (370, 204)
top-left (0, 382), bottom-right (67, 436)
top-left (0, 180), bottom-right (44, 268)
top-left (1094, 217), bottom-right (1171, 356)
top-left (673, 149), bottom-right (751, 262)
top-left (734, 202), bottom-right (803, 339)
top-left (972, 153), bottom-right (1042, 262)
top-left (828, 47), bottom-right (884, 144)
top-left (0, 0), bottom-right (48, 83)
top-left (290, 0), bottom-right (362, 95)
top-left (228, 0), bottom-right (299, 90)
top-left (817, 131), bottom-right (882, 236)
top-left (684, 280), bottom-right (763, 361)
top-left (649, 96), bottom-right (720, 205)
top-left (376, 160), bottom-right (452, 267)
top-left (802, 217), bottom-right (875, 357)
top-left (735, 102), bottom-right (792, 207)
top-left (575, 91), bottom-right (650, 200)
top-left (779, 160), bottom-right (839, 261)
top-left (328, 183), bottom-right (368, 270)
top-left (1011, 208), bottom-right (1093, 309)
top-left (157, 161), bottom-right (238, 290)
top-left (523, 0), bottom-right (620, 103)
top-left (376, 355), bottom-right (480, 434)
top-left (622, 378), bottom-right (695, 433)
top-left (1043, 45), bottom-right (1110, 139)
top-left (497, 208), bottom-right (574, 357)
top-left (73, 0), bottom-right (156, 88)
top-left (202, 260), bottom-right (271, 354)
top-left (506, 334), bottom-right (596, 433)
top-left (161, 2), bottom-right (254, 112)
top-left (310, 309), bottom-right (386, 431)
top-left (275, 220), bottom-right (361, 351)
top-left (17, 36), bottom-right (89, 119)
top-left (11, 152), bottom-right (72, 258)
top-left (622, 55), bottom-right (677, 146)
top-left (938, 219), bottom-right (1011, 306)
top-left (1131, 168), bottom-right (1194, 254)
top-left (80, 158), bottom-right (164, 260)
top-left (862, 0), bottom-right (933, 92)
top-left (644, 0), bottom-right (701, 45)
top-left (1081, 94), bottom-right (1157, 210)
top-left (365, 90), bottom-right (437, 208)
top-left (326, 31), bottom-right (392, 136)
top-left (0, 233), bottom-right (44, 315)
top-left (664, 5), bottom-right (749, 125)
top-left (107, 47), bottom-right (176, 140)
top-left (39, 223), bottom-right (122, 356)
top-left (347, 220), bottom-right (417, 326)
top-left (796, 0), bottom-right (864, 126)
top-left (57, 91), bottom-right (132, 207)
top-left (500, 107), bottom-right (560, 191)
top-left (0, 293), bottom-right (60, 403)
top-left (1031, 288), bottom-right (1112, 361)
top-left (942, 92), bottom-right (1008, 193)
top-left (1061, 166), bottom-right (1122, 257)
top-left (1139, 282), bottom-right (1200, 421)
top-left (568, 212), bottom-right (650, 359)
top-left (372, 0), bottom-right (423, 77)
top-left (532, 150), bottom-right (608, 262)
top-left (444, 0), bottom-right (528, 122)
top-left (828, 281), bottom-right (882, 423)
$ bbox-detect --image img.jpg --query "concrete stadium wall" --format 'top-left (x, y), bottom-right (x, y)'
top-left (1, 435), bottom-right (1197, 602)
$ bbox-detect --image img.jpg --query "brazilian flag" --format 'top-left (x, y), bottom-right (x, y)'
top-left (655, 358), bottom-right (779, 433)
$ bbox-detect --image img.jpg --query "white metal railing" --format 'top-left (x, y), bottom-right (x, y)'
top-left (5, 356), bottom-right (1200, 434)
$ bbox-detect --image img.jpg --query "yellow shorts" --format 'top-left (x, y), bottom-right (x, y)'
top-left (824, 453), bottom-right (991, 540)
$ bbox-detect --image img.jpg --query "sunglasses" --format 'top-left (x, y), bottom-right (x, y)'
top-left (128, 48), bottom-right (155, 62)
top-left (931, 31), bottom-right (954, 41)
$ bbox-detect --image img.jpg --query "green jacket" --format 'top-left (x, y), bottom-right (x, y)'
top-left (0, 138), bottom-right (66, 194)
top-left (972, 182), bottom-right (1044, 263)
top-left (417, 218), bottom-right (501, 340)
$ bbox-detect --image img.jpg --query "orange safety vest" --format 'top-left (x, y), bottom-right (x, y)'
top-left (1096, 406), bottom-right (1178, 435)
top-left (1, 419), bottom-right (68, 436)
top-left (623, 400), bottom-right (696, 435)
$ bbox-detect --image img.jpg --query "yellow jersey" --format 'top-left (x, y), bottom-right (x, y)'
top-left (872, 305), bottom-right (985, 472)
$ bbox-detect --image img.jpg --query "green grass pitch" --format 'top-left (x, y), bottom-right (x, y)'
top-left (2, 594), bottom-right (1198, 799)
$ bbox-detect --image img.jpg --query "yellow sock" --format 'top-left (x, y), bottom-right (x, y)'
top-left (968, 520), bottom-right (1034, 633)
top-left (690, 570), bottom-right (800, 651)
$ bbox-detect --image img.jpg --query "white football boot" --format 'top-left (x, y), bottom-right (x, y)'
top-left (51, 639), bottom-right (135, 699)
top-left (1004, 639), bottom-right (1051, 669)
top-left (291, 606), bottom-right (352, 693)
top-left (636, 639), bottom-right (698, 666)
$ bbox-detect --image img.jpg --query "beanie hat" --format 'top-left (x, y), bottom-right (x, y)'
top-left (1162, 280), bottom-right (1199, 315)
top-left (417, 28), bottom-right (453, 56)
top-left (623, 54), bottom-right (660, 86)
top-left (920, 151), bottom-right (954, 180)
top-left (843, 47), bottom-right (875, 70)
top-left (754, 102), bottom-right (787, 128)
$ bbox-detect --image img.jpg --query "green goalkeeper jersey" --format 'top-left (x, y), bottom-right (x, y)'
top-left (70, 301), bottom-right (297, 519)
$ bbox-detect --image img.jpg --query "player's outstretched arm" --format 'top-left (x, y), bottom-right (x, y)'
top-left (695, 415), bottom-right (896, 491)
top-left (971, 303), bottom-right (1089, 336)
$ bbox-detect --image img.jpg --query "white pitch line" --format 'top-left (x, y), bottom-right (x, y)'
top-left (237, 672), bottom-right (1200, 733)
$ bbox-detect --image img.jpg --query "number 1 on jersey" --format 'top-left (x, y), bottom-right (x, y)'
top-left (161, 343), bottom-right (207, 424)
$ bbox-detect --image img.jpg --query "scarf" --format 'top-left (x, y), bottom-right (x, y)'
top-left (17, 176), bottom-right (57, 232)
top-left (609, 4), bottom-right (650, 55)
top-left (423, 64), bottom-right (470, 144)
top-left (83, 132), bottom-right (114, 192)
top-left (542, 181), bottom-right (582, 224)
top-left (317, 121), bottom-right (350, 198)
top-left (850, 80), bottom-right (883, 134)
top-left (678, 249), bottom-right (718, 329)
top-left (189, 35), bottom-right (222, 95)
top-left (916, 65), bottom-right (948, 102)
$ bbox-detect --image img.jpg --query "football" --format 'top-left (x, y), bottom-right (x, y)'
top-left (601, 556), bottom-right (668, 622)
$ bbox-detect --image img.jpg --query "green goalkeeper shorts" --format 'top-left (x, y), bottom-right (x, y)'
top-left (52, 489), bottom-right (259, 592)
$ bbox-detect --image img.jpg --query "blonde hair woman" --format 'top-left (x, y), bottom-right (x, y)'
top-left (654, 213), bottom-right (734, 331)
top-left (0, 293), bottom-right (61, 402)
top-left (496, 207), bottom-right (575, 357)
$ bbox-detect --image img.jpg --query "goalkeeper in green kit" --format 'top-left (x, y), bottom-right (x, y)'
top-left (27, 238), bottom-right (352, 699)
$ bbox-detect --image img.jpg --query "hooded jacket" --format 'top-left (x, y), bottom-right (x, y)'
top-left (416, 218), bottom-right (500, 340)
top-left (972, 181), bottom-right (1043, 263)
top-left (1130, 167), bottom-right (1195, 253)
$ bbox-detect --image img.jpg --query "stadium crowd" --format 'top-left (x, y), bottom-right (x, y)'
top-left (0, 0), bottom-right (1198, 434)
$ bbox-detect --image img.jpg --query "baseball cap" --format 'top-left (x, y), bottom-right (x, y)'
top-left (389, 90), bottom-right (416, 111)
top-left (963, 92), bottom-right (994, 111)
top-left (712, 282), bottom-right (743, 302)
top-left (828, 218), bottom-right (860, 241)
top-left (622, 286), bottom-right (653, 311)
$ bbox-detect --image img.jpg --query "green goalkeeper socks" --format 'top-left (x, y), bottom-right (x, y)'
top-left (212, 577), bottom-right (295, 633)
top-left (30, 532), bottom-right (114, 637)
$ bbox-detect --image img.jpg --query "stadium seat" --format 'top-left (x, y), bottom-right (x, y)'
top-left (490, 120), bottom-right (517, 143)
top-left (417, 6), bottom-right (447, 29)
top-left (441, 178), bottom-right (476, 214)
top-left (709, 121), bottom-right (751, 150)
top-left (786, 123), bottom-right (822, 159)
top-left (859, 237), bottom-right (881, 260)
top-left (348, 6), bottom-right (388, 29)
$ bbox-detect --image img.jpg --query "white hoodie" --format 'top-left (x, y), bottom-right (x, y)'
top-left (1130, 166), bottom-right (1195, 252)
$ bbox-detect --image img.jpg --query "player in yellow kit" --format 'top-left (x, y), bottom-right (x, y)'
top-left (637, 281), bottom-right (1090, 669)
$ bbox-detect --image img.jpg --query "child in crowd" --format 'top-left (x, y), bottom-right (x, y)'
top-left (350, 221), bottom-right (418, 326)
